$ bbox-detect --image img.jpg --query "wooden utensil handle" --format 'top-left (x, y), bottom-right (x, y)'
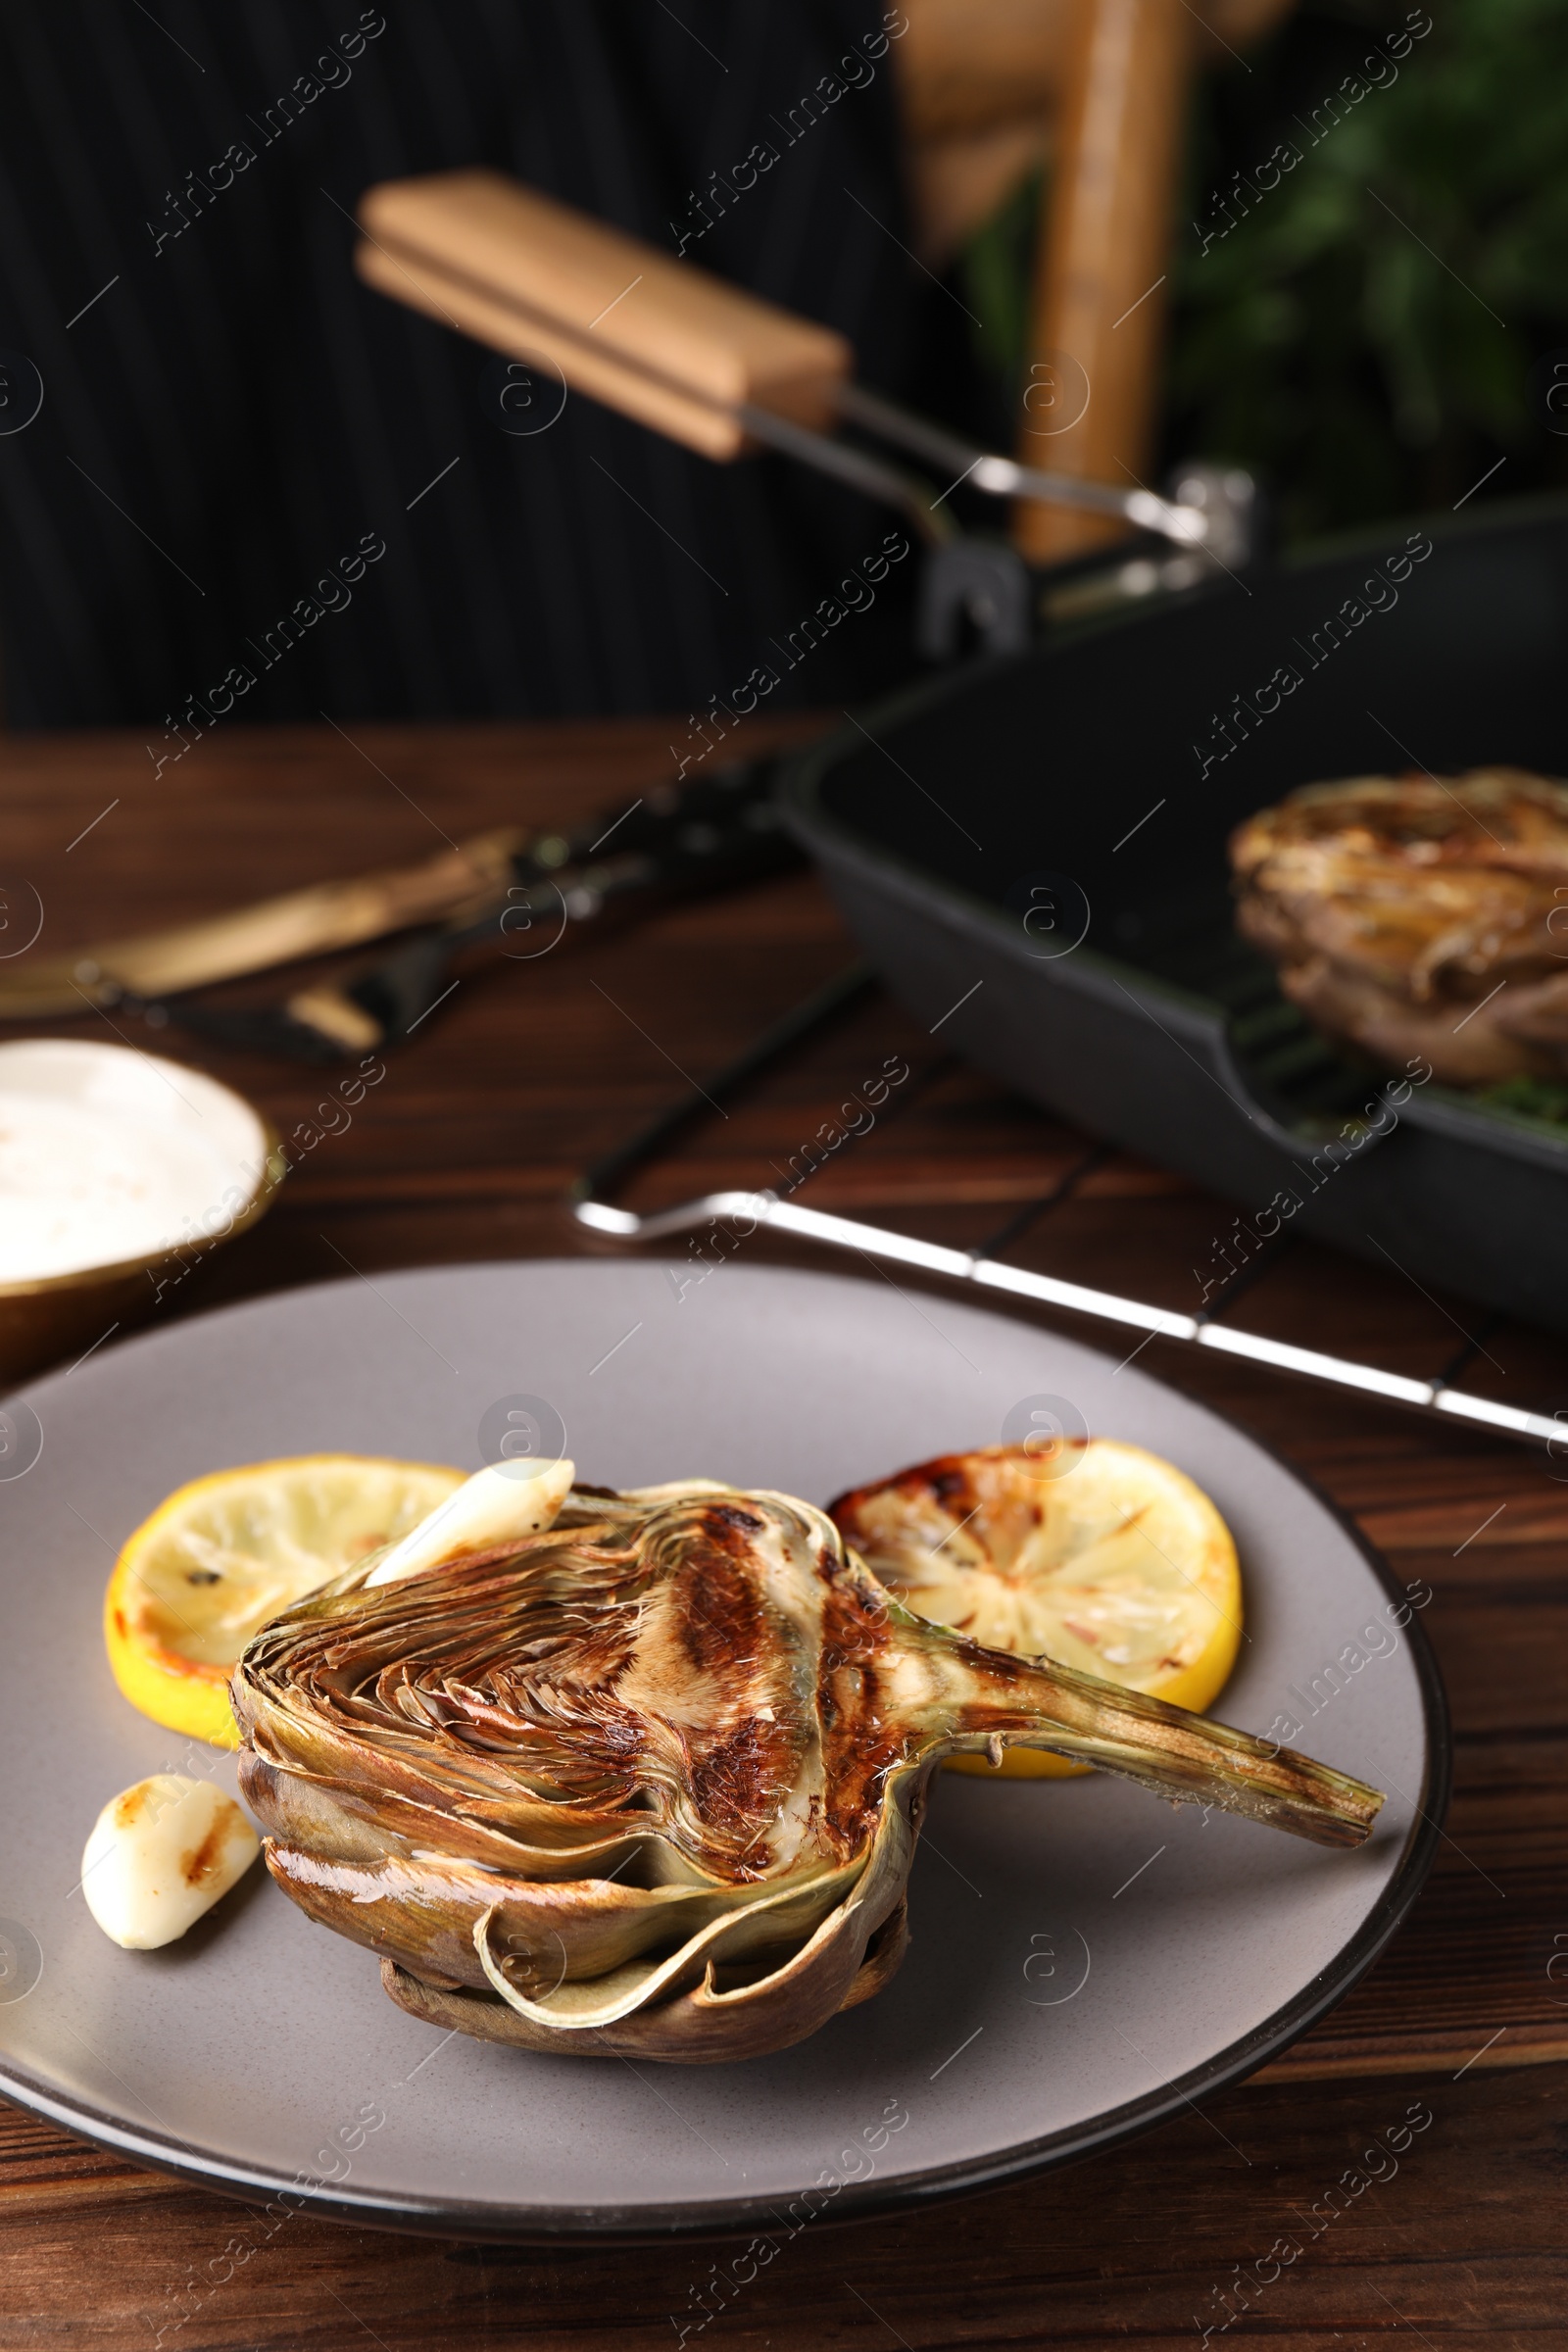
top-left (100, 829), bottom-right (528, 999)
top-left (357, 171), bottom-right (852, 461)
top-left (0, 830), bottom-right (527, 1016)
top-left (1013, 0), bottom-right (1194, 561)
top-left (354, 239), bottom-right (745, 462)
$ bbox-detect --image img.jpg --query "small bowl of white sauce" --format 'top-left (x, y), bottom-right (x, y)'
top-left (0, 1039), bottom-right (282, 1386)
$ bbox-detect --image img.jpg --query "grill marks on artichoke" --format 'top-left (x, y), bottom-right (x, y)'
top-left (612, 1502), bottom-right (819, 1877)
top-left (812, 1571), bottom-right (924, 1866)
top-left (233, 1481), bottom-right (1387, 2063)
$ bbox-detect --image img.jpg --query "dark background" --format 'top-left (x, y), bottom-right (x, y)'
top-left (0, 1), bottom-right (925, 729)
top-left (0, 0), bottom-right (1561, 729)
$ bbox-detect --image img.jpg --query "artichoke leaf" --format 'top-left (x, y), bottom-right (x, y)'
top-left (474, 1862), bottom-right (870, 2028)
top-left (265, 1838), bottom-right (852, 1991)
top-left (243, 1710), bottom-right (675, 1860)
top-left (469, 1759), bottom-right (916, 2034)
top-left (243, 1752), bottom-right (717, 1886)
top-left (382, 1886), bottom-right (909, 2064)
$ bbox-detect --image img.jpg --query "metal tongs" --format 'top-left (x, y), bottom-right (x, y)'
top-left (0, 760), bottom-right (802, 1058)
top-left (747, 378), bottom-right (1211, 554)
top-left (353, 172), bottom-right (1242, 582)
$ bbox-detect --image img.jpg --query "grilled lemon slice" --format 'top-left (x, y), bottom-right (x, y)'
top-left (831, 1441), bottom-right (1243, 1777)
top-left (104, 1454), bottom-right (466, 1747)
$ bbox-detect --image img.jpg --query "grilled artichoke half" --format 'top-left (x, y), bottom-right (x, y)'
top-left (233, 1477), bottom-right (1383, 2065)
top-left (1231, 767), bottom-right (1568, 1085)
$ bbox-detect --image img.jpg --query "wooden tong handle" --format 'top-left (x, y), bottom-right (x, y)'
top-left (356, 171), bottom-right (852, 461)
top-left (1014, 0), bottom-right (1194, 561)
top-left (0, 831), bottom-right (526, 1018)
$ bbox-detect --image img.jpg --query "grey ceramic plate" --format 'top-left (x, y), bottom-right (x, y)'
top-left (0, 1259), bottom-right (1445, 2241)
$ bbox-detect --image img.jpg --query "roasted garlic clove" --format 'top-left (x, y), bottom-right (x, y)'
top-left (82, 1775), bottom-right (259, 1949)
top-left (365, 1456), bottom-right (574, 1586)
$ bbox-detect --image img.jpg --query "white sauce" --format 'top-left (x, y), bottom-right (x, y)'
top-left (0, 1040), bottom-right (269, 1283)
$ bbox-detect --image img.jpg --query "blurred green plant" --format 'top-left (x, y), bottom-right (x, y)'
top-left (960, 169), bottom-right (1041, 399)
top-left (956, 0), bottom-right (1568, 542)
top-left (1474, 1074), bottom-right (1568, 1127)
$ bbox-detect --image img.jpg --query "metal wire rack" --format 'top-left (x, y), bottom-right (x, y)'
top-left (571, 965), bottom-right (1564, 1452)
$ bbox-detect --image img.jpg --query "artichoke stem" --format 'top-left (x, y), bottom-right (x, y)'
top-left (935, 1643), bottom-right (1385, 1850)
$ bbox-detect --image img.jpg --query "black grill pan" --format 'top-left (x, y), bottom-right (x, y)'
top-left (781, 495), bottom-right (1568, 1336)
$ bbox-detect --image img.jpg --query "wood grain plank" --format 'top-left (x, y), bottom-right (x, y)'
top-left (0, 2066), bottom-right (1561, 2346)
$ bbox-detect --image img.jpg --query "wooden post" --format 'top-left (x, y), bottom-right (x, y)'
top-left (1013, 0), bottom-right (1194, 562)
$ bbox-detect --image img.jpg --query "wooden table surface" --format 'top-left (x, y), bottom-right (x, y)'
top-left (2, 717), bottom-right (1565, 2348)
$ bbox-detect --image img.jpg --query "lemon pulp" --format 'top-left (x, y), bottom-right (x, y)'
top-left (832, 1439), bottom-right (1243, 1777)
top-left (104, 1454), bottom-right (465, 1746)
